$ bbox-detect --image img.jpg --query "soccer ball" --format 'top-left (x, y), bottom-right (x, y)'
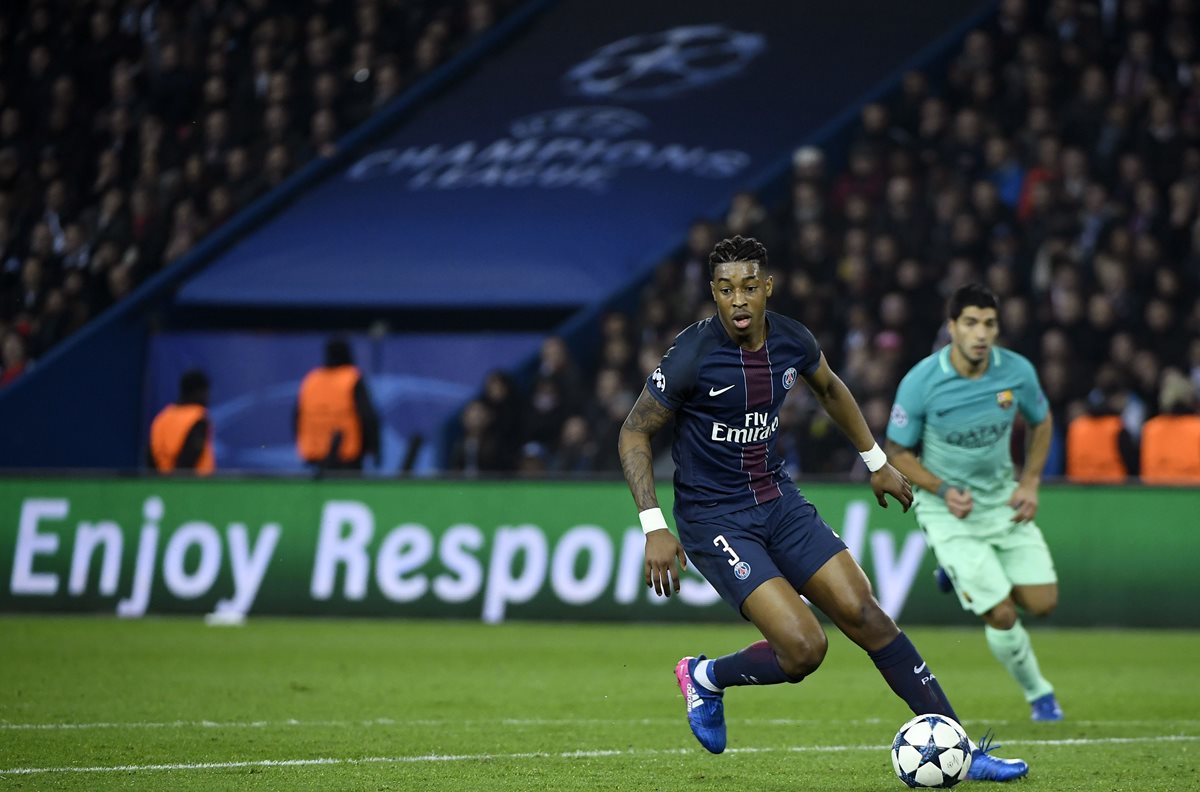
top-left (890, 713), bottom-right (973, 788)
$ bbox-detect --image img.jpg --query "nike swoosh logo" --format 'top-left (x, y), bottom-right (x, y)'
top-left (913, 662), bottom-right (927, 674)
top-left (709, 385), bottom-right (735, 397)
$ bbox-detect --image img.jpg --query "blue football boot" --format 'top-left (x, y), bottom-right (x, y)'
top-left (674, 655), bottom-right (725, 753)
top-left (1030, 692), bottom-right (1065, 721)
top-left (967, 731), bottom-right (1029, 782)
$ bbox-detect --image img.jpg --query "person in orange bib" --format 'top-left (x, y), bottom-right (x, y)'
top-left (294, 337), bottom-right (380, 472)
top-left (1064, 391), bottom-right (1138, 483)
top-left (1141, 371), bottom-right (1200, 484)
top-left (149, 369), bottom-right (215, 475)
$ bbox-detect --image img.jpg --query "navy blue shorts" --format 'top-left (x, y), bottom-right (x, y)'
top-left (675, 488), bottom-right (847, 616)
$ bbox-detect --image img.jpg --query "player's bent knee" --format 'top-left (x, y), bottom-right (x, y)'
top-left (983, 600), bottom-right (1018, 629)
top-left (835, 600), bottom-right (871, 630)
top-left (984, 612), bottom-right (1018, 629)
top-left (776, 631), bottom-right (828, 679)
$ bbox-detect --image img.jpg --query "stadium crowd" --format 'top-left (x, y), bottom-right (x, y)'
top-left (0, 0), bottom-right (509, 387)
top-left (456, 0), bottom-right (1200, 479)
top-left (1, 1), bottom-right (1196, 480)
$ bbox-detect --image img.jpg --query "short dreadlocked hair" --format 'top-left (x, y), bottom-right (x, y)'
top-left (708, 235), bottom-right (768, 279)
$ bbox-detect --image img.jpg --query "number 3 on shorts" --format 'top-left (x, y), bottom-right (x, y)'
top-left (713, 535), bottom-right (741, 567)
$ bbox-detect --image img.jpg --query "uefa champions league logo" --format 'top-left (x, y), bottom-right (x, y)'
top-left (563, 25), bottom-right (766, 100)
top-left (346, 27), bottom-right (763, 190)
top-left (509, 107), bottom-right (650, 140)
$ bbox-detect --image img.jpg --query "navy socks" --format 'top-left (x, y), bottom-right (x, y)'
top-left (868, 632), bottom-right (959, 722)
top-left (710, 640), bottom-right (800, 687)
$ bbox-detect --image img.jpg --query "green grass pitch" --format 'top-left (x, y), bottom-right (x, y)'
top-left (1, 617), bottom-right (1198, 790)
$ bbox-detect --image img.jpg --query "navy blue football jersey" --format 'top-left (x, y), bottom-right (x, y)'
top-left (646, 311), bottom-right (822, 521)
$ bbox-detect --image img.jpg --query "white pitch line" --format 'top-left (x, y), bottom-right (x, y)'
top-left (1, 735), bottom-right (1198, 776)
top-left (2, 716), bottom-right (1198, 731)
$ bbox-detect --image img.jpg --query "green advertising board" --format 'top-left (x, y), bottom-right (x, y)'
top-left (1, 478), bottom-right (1196, 625)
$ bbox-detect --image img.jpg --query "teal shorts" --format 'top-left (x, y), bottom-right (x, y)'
top-left (913, 491), bottom-right (1057, 616)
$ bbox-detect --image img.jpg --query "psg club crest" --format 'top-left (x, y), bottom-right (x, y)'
top-left (782, 367), bottom-right (797, 390)
top-left (995, 389), bottom-right (1014, 409)
top-left (733, 561), bottom-right (752, 580)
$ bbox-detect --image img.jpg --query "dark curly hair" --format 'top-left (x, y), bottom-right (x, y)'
top-left (179, 369), bottom-right (210, 403)
top-left (708, 235), bottom-right (768, 279)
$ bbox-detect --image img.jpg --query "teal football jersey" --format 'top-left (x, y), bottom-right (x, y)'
top-left (886, 345), bottom-right (1048, 506)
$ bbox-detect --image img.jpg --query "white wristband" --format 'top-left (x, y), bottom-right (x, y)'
top-left (638, 507), bottom-right (669, 535)
top-left (860, 442), bottom-right (887, 473)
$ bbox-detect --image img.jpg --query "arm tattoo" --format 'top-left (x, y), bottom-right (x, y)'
top-left (619, 389), bottom-right (674, 512)
top-left (623, 389), bottom-right (674, 435)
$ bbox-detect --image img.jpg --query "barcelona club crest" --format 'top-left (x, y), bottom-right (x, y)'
top-left (996, 389), bottom-right (1014, 409)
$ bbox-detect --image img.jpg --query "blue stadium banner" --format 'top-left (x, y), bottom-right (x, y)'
top-left (179, 0), bottom-right (983, 309)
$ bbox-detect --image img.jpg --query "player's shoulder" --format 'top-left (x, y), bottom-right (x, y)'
top-left (663, 316), bottom-right (723, 362)
top-left (671, 316), bottom-right (718, 347)
top-left (995, 346), bottom-right (1037, 374)
top-left (766, 310), bottom-right (816, 341)
top-left (902, 349), bottom-right (945, 385)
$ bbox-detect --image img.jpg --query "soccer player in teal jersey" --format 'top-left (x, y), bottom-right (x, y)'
top-left (885, 284), bottom-right (1064, 722)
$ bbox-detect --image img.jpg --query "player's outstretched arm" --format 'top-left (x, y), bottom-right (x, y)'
top-left (884, 439), bottom-right (944, 493)
top-left (885, 439), bottom-right (973, 518)
top-left (619, 387), bottom-right (687, 597)
top-left (802, 353), bottom-right (911, 511)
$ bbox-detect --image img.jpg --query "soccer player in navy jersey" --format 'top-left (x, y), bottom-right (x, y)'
top-left (618, 236), bottom-right (1027, 781)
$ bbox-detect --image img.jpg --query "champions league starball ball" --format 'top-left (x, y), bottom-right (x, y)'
top-left (890, 713), bottom-right (973, 788)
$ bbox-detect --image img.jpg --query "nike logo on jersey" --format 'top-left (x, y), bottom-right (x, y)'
top-left (913, 662), bottom-right (927, 674)
top-left (709, 384), bottom-right (736, 397)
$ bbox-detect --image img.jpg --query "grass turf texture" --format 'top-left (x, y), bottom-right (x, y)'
top-left (1, 617), bottom-right (1198, 790)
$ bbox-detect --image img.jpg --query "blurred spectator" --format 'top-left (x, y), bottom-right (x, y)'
top-left (536, 336), bottom-right (584, 406)
top-left (1140, 370), bottom-right (1200, 484)
top-left (1065, 384), bottom-right (1138, 483)
top-left (524, 377), bottom-right (567, 452)
top-left (519, 336), bottom-right (583, 457)
top-left (294, 337), bottom-right (380, 473)
top-left (450, 399), bottom-right (504, 476)
top-left (587, 367), bottom-right (638, 472)
top-left (480, 370), bottom-right (522, 472)
top-left (550, 416), bottom-right (597, 474)
top-left (148, 368), bottom-right (214, 475)
top-left (516, 441), bottom-right (549, 476)
top-left (0, 330), bottom-right (29, 387)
